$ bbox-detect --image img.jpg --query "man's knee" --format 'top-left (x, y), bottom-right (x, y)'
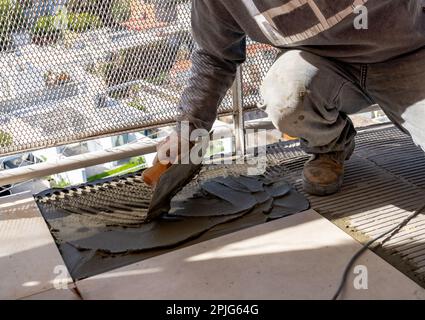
top-left (260, 50), bottom-right (314, 135)
top-left (261, 84), bottom-right (307, 136)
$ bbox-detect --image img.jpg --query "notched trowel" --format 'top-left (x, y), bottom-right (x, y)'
top-left (142, 161), bottom-right (202, 222)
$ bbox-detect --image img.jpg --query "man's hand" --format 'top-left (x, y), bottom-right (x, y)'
top-left (154, 129), bottom-right (182, 166)
top-left (145, 128), bottom-right (196, 188)
top-left (143, 130), bottom-right (181, 188)
top-left (153, 130), bottom-right (194, 165)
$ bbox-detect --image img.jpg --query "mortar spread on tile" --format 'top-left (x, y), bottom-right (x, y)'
top-left (36, 168), bottom-right (309, 279)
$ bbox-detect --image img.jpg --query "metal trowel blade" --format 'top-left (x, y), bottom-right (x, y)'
top-left (146, 163), bottom-right (202, 222)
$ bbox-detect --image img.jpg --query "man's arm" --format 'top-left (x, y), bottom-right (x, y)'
top-left (177, 0), bottom-right (247, 131)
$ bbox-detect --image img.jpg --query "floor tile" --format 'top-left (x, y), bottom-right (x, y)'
top-left (0, 192), bottom-right (73, 300)
top-left (21, 287), bottom-right (81, 300)
top-left (77, 210), bottom-right (425, 300)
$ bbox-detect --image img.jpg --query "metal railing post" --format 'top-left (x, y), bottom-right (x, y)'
top-left (232, 66), bottom-right (246, 156)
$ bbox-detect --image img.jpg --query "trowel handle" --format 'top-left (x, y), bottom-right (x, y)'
top-left (142, 162), bottom-right (172, 187)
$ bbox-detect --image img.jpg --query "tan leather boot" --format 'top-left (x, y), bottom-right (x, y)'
top-left (302, 152), bottom-right (346, 196)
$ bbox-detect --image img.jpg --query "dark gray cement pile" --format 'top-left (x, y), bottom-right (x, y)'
top-left (36, 168), bottom-right (309, 280)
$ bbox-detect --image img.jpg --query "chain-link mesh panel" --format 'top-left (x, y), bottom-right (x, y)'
top-left (242, 41), bottom-right (278, 110)
top-left (0, 0), bottom-right (277, 157)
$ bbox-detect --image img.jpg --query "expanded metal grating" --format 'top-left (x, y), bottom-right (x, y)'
top-left (0, 0), bottom-right (277, 156)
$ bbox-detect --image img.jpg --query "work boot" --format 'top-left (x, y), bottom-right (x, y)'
top-left (302, 151), bottom-right (348, 196)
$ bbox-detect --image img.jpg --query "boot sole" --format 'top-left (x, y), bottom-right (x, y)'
top-left (302, 172), bottom-right (344, 197)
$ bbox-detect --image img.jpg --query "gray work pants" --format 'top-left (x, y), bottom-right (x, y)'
top-left (261, 48), bottom-right (425, 154)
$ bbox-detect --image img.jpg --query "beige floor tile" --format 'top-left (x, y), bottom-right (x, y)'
top-left (21, 287), bottom-right (81, 300)
top-left (0, 192), bottom-right (73, 300)
top-left (76, 210), bottom-right (425, 300)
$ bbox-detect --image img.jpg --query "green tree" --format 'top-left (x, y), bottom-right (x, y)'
top-left (0, 130), bottom-right (13, 148)
top-left (110, 0), bottom-right (131, 24)
top-left (67, 0), bottom-right (130, 28)
top-left (32, 15), bottom-right (60, 45)
top-left (68, 12), bottom-right (102, 32)
top-left (0, 0), bottom-right (24, 51)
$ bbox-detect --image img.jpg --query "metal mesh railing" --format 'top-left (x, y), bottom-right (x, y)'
top-left (0, 0), bottom-right (277, 157)
top-left (243, 41), bottom-right (277, 110)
